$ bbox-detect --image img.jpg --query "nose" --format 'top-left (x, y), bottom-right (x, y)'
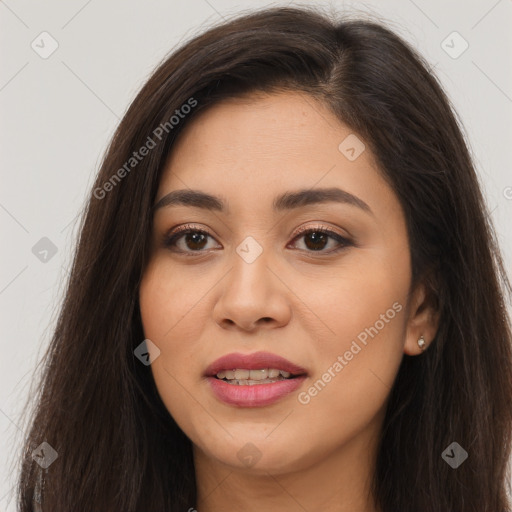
top-left (212, 247), bottom-right (292, 332)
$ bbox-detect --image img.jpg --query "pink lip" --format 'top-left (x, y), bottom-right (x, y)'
top-left (204, 351), bottom-right (308, 408)
top-left (204, 351), bottom-right (307, 377)
top-left (207, 375), bottom-right (307, 407)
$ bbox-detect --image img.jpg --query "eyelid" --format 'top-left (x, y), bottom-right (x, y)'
top-left (291, 223), bottom-right (347, 240)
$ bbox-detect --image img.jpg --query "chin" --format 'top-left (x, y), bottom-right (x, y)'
top-left (207, 436), bottom-right (309, 475)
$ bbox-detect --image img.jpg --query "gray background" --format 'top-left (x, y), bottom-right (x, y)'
top-left (1, 0), bottom-right (511, 509)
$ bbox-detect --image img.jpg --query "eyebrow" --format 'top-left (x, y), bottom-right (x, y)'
top-left (152, 187), bottom-right (373, 216)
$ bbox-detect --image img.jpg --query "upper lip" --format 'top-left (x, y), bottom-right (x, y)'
top-left (204, 351), bottom-right (308, 377)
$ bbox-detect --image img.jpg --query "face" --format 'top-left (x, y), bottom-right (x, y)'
top-left (139, 90), bottom-right (431, 476)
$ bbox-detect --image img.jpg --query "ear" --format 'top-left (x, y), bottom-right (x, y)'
top-left (403, 277), bottom-right (440, 355)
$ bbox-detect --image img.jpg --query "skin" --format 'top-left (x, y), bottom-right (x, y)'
top-left (138, 90), bottom-right (440, 512)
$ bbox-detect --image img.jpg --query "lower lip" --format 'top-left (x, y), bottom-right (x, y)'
top-left (206, 375), bottom-right (307, 407)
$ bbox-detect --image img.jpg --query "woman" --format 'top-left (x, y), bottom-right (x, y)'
top-left (15, 5), bottom-right (512, 511)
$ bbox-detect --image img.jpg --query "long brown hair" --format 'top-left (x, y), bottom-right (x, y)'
top-left (14, 5), bottom-right (512, 511)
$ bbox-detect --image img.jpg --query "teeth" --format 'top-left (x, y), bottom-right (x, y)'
top-left (215, 368), bottom-right (295, 380)
top-left (249, 369), bottom-right (268, 380)
top-left (234, 369), bottom-right (250, 380)
top-left (226, 378), bottom-right (283, 385)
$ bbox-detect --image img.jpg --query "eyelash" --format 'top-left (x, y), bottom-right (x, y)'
top-left (162, 223), bottom-right (352, 257)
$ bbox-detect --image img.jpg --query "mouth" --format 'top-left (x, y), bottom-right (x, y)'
top-left (204, 351), bottom-right (308, 382)
top-left (204, 351), bottom-right (308, 406)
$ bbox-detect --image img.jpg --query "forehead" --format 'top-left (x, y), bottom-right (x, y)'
top-left (155, 91), bottom-right (392, 216)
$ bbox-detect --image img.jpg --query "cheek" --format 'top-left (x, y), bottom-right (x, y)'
top-left (294, 303), bottom-right (405, 455)
top-left (312, 253), bottom-right (407, 352)
top-left (301, 254), bottom-right (408, 422)
top-left (138, 262), bottom-right (211, 431)
top-left (139, 260), bottom-right (206, 347)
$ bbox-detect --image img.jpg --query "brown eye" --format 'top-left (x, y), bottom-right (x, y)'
top-left (162, 224), bottom-right (351, 256)
top-left (180, 231), bottom-right (209, 251)
top-left (163, 225), bottom-right (219, 255)
top-left (289, 226), bottom-right (351, 253)
top-left (303, 231), bottom-right (329, 251)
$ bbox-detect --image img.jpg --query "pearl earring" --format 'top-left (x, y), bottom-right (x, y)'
top-left (418, 335), bottom-right (426, 350)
